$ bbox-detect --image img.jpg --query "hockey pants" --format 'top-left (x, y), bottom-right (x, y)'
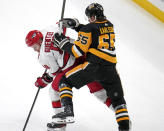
top-left (49, 66), bottom-right (111, 115)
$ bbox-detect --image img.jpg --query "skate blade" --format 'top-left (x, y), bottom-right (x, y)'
top-left (66, 116), bottom-right (75, 123)
top-left (47, 126), bottom-right (66, 131)
top-left (52, 118), bottom-right (66, 124)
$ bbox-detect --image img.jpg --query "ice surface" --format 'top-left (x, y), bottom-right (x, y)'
top-left (0, 0), bottom-right (164, 131)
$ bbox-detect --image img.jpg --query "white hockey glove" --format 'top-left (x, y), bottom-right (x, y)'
top-left (62, 18), bottom-right (80, 29)
top-left (53, 33), bottom-right (69, 49)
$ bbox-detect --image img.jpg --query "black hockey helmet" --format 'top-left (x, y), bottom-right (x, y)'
top-left (85, 3), bottom-right (104, 18)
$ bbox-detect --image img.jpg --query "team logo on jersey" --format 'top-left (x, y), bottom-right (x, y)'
top-left (32, 33), bottom-right (36, 38)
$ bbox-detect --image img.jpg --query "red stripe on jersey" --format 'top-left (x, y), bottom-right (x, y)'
top-left (61, 52), bottom-right (70, 69)
top-left (52, 100), bottom-right (61, 108)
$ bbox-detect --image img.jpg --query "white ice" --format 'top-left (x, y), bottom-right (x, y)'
top-left (0, 0), bottom-right (164, 131)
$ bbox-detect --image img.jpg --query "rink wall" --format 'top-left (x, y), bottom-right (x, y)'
top-left (132, 0), bottom-right (164, 22)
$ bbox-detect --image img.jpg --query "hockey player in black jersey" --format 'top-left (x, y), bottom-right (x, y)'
top-left (53, 3), bottom-right (131, 131)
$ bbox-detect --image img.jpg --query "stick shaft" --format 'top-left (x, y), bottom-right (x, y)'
top-left (61, 0), bottom-right (66, 20)
top-left (59, 0), bottom-right (67, 34)
top-left (22, 69), bottom-right (47, 131)
top-left (22, 88), bottom-right (40, 131)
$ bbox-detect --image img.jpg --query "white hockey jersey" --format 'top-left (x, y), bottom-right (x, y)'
top-left (38, 26), bottom-right (75, 77)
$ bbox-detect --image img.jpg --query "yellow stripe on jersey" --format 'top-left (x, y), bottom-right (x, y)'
top-left (65, 62), bottom-right (89, 78)
top-left (82, 62), bottom-right (89, 69)
top-left (89, 48), bottom-right (117, 63)
top-left (95, 20), bottom-right (108, 23)
top-left (74, 31), bottom-right (92, 53)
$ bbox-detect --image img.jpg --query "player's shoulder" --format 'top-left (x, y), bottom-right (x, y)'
top-left (80, 20), bottom-right (113, 33)
top-left (80, 23), bottom-right (96, 33)
top-left (95, 20), bottom-right (113, 27)
top-left (105, 20), bottom-right (114, 27)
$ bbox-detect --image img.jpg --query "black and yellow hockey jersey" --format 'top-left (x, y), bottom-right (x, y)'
top-left (63, 20), bottom-right (117, 65)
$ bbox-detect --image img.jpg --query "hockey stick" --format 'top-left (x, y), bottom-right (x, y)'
top-left (22, 69), bottom-right (47, 131)
top-left (59, 0), bottom-right (67, 34)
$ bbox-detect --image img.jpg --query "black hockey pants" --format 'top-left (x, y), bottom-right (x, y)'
top-left (59, 61), bottom-right (126, 108)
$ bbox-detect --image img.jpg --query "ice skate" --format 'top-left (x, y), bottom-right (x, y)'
top-left (52, 105), bottom-right (75, 124)
top-left (47, 122), bottom-right (66, 131)
top-left (119, 120), bottom-right (131, 131)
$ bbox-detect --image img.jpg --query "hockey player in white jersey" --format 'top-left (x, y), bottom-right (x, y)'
top-left (25, 25), bottom-right (112, 131)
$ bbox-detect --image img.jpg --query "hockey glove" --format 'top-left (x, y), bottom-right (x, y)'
top-left (62, 18), bottom-right (80, 29)
top-left (35, 73), bottom-right (53, 88)
top-left (53, 33), bottom-right (69, 49)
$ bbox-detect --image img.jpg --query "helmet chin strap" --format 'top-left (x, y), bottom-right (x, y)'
top-left (89, 16), bottom-right (97, 23)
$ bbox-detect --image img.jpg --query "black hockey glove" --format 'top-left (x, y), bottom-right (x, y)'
top-left (62, 18), bottom-right (80, 29)
top-left (53, 33), bottom-right (69, 49)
